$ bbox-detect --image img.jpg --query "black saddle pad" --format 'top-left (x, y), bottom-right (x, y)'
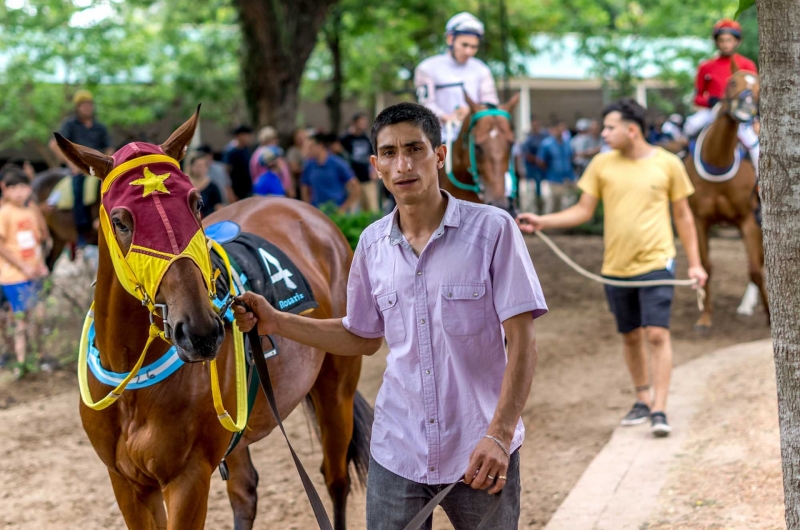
top-left (210, 224), bottom-right (318, 316)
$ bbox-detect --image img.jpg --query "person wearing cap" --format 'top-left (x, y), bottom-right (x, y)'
top-left (48, 90), bottom-right (112, 244)
top-left (222, 125), bottom-right (255, 201)
top-left (250, 126), bottom-right (295, 198)
top-left (253, 146), bottom-right (287, 197)
top-left (414, 12), bottom-right (498, 140)
top-left (684, 19), bottom-right (760, 172)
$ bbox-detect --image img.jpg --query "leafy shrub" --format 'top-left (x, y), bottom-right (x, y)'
top-left (320, 203), bottom-right (382, 250)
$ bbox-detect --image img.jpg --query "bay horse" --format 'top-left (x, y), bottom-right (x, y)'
top-left (440, 92), bottom-right (520, 214)
top-left (55, 109), bottom-right (370, 530)
top-left (685, 67), bottom-right (768, 331)
top-left (32, 168), bottom-right (100, 270)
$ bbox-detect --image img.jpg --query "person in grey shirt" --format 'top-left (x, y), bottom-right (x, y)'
top-left (570, 119), bottom-right (604, 177)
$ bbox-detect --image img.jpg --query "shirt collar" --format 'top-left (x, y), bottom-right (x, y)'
top-left (387, 190), bottom-right (461, 246)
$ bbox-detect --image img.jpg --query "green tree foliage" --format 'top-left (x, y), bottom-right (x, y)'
top-left (0, 0), bottom-right (241, 157)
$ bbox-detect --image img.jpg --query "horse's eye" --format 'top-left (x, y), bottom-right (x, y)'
top-left (196, 198), bottom-right (204, 213)
top-left (112, 218), bottom-right (129, 233)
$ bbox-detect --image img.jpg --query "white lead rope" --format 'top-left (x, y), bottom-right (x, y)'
top-left (533, 231), bottom-right (706, 311)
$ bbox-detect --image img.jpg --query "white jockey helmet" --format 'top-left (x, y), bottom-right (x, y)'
top-left (446, 12), bottom-right (485, 38)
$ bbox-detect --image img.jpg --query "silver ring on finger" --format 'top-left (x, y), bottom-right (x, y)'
top-left (487, 475), bottom-right (495, 480)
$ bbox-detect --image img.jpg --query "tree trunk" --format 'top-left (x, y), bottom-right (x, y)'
top-left (234, 0), bottom-right (338, 144)
top-left (324, 6), bottom-right (343, 135)
top-left (757, 1), bottom-right (800, 527)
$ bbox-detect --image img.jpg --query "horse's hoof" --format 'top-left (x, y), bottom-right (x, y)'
top-left (694, 324), bottom-right (711, 335)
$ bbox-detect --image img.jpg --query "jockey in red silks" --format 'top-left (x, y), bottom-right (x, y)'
top-left (684, 19), bottom-right (760, 173)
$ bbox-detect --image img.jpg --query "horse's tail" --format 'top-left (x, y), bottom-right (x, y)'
top-left (347, 390), bottom-right (373, 489)
top-left (303, 390), bottom-right (373, 489)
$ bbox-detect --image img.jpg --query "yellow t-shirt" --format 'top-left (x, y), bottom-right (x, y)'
top-left (578, 147), bottom-right (695, 278)
top-left (0, 203), bottom-right (45, 285)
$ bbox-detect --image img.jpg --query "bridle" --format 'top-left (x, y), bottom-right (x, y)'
top-left (446, 108), bottom-right (518, 200)
top-left (725, 75), bottom-right (759, 125)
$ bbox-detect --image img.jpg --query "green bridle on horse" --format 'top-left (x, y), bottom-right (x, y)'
top-left (446, 108), bottom-right (518, 199)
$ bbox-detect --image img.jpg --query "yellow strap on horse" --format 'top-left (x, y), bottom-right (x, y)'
top-left (207, 238), bottom-right (249, 433)
top-left (98, 207), bottom-right (159, 313)
top-left (78, 303), bottom-right (168, 410)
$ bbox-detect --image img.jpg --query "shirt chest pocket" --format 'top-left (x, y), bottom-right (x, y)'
top-left (440, 283), bottom-right (486, 336)
top-left (376, 291), bottom-right (406, 346)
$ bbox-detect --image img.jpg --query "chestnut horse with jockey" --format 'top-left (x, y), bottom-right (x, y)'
top-left (56, 109), bottom-right (369, 530)
top-left (440, 93), bottom-right (520, 214)
top-left (684, 66), bottom-right (768, 331)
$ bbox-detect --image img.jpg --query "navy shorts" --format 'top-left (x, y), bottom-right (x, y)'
top-left (603, 266), bottom-right (675, 334)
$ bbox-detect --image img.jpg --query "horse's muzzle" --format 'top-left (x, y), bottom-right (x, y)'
top-left (173, 315), bottom-right (225, 362)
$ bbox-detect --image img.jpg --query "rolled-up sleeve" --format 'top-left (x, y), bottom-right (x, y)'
top-left (342, 242), bottom-right (385, 338)
top-left (490, 216), bottom-right (548, 322)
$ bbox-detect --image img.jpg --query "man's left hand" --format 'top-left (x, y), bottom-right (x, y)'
top-left (463, 437), bottom-right (510, 494)
top-left (688, 265), bottom-right (708, 287)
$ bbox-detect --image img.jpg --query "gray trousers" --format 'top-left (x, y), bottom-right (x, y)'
top-left (366, 451), bottom-right (521, 530)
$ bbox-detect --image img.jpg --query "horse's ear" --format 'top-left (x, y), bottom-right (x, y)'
top-left (731, 59), bottom-right (739, 74)
top-left (463, 90), bottom-right (480, 114)
top-left (161, 104), bottom-right (201, 162)
top-left (53, 133), bottom-right (114, 179)
top-left (501, 92), bottom-right (521, 112)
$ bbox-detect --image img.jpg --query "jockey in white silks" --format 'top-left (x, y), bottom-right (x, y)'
top-left (414, 12), bottom-right (499, 149)
top-left (683, 18), bottom-right (760, 176)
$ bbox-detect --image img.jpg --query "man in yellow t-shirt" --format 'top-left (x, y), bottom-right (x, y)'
top-left (517, 98), bottom-right (707, 437)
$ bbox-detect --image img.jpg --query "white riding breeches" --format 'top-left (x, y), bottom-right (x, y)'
top-left (684, 108), bottom-right (760, 175)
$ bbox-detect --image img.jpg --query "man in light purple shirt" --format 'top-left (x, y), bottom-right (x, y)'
top-left (234, 102), bottom-right (547, 529)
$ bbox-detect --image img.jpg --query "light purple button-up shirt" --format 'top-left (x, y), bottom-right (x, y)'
top-left (342, 191), bottom-right (548, 484)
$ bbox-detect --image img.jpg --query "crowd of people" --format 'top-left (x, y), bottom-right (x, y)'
top-left (184, 111), bottom-right (383, 222)
top-left (513, 112), bottom-right (687, 216)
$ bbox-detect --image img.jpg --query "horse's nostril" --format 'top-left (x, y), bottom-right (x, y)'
top-left (172, 321), bottom-right (187, 345)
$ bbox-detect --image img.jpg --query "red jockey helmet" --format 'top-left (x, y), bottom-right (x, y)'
top-left (713, 19), bottom-right (742, 40)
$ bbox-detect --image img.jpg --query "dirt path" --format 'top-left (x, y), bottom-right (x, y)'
top-left (0, 235), bottom-right (772, 529)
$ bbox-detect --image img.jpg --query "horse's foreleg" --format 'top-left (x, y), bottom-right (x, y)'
top-left (694, 217), bottom-right (713, 332)
top-left (224, 445), bottom-right (260, 530)
top-left (108, 472), bottom-right (166, 530)
top-left (309, 353), bottom-right (362, 530)
top-left (162, 461), bottom-right (213, 530)
top-left (46, 237), bottom-right (65, 271)
top-left (739, 215), bottom-right (770, 324)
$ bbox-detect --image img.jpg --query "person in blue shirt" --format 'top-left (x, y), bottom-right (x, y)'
top-left (520, 115), bottom-right (548, 213)
top-left (301, 132), bottom-right (360, 213)
top-left (537, 123), bottom-right (576, 214)
top-left (253, 146), bottom-right (287, 197)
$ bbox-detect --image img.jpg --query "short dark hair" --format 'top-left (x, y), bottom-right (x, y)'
top-left (602, 98), bottom-right (647, 134)
top-left (1, 166), bottom-right (30, 187)
top-left (231, 124), bottom-right (253, 136)
top-left (310, 132), bottom-right (336, 147)
top-left (370, 103), bottom-right (441, 153)
top-left (352, 112), bottom-right (366, 123)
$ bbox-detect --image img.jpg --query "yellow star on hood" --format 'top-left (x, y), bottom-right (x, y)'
top-left (130, 167), bottom-right (171, 197)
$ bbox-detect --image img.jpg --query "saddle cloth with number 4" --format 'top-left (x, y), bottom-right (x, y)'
top-left (206, 220), bottom-right (318, 317)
